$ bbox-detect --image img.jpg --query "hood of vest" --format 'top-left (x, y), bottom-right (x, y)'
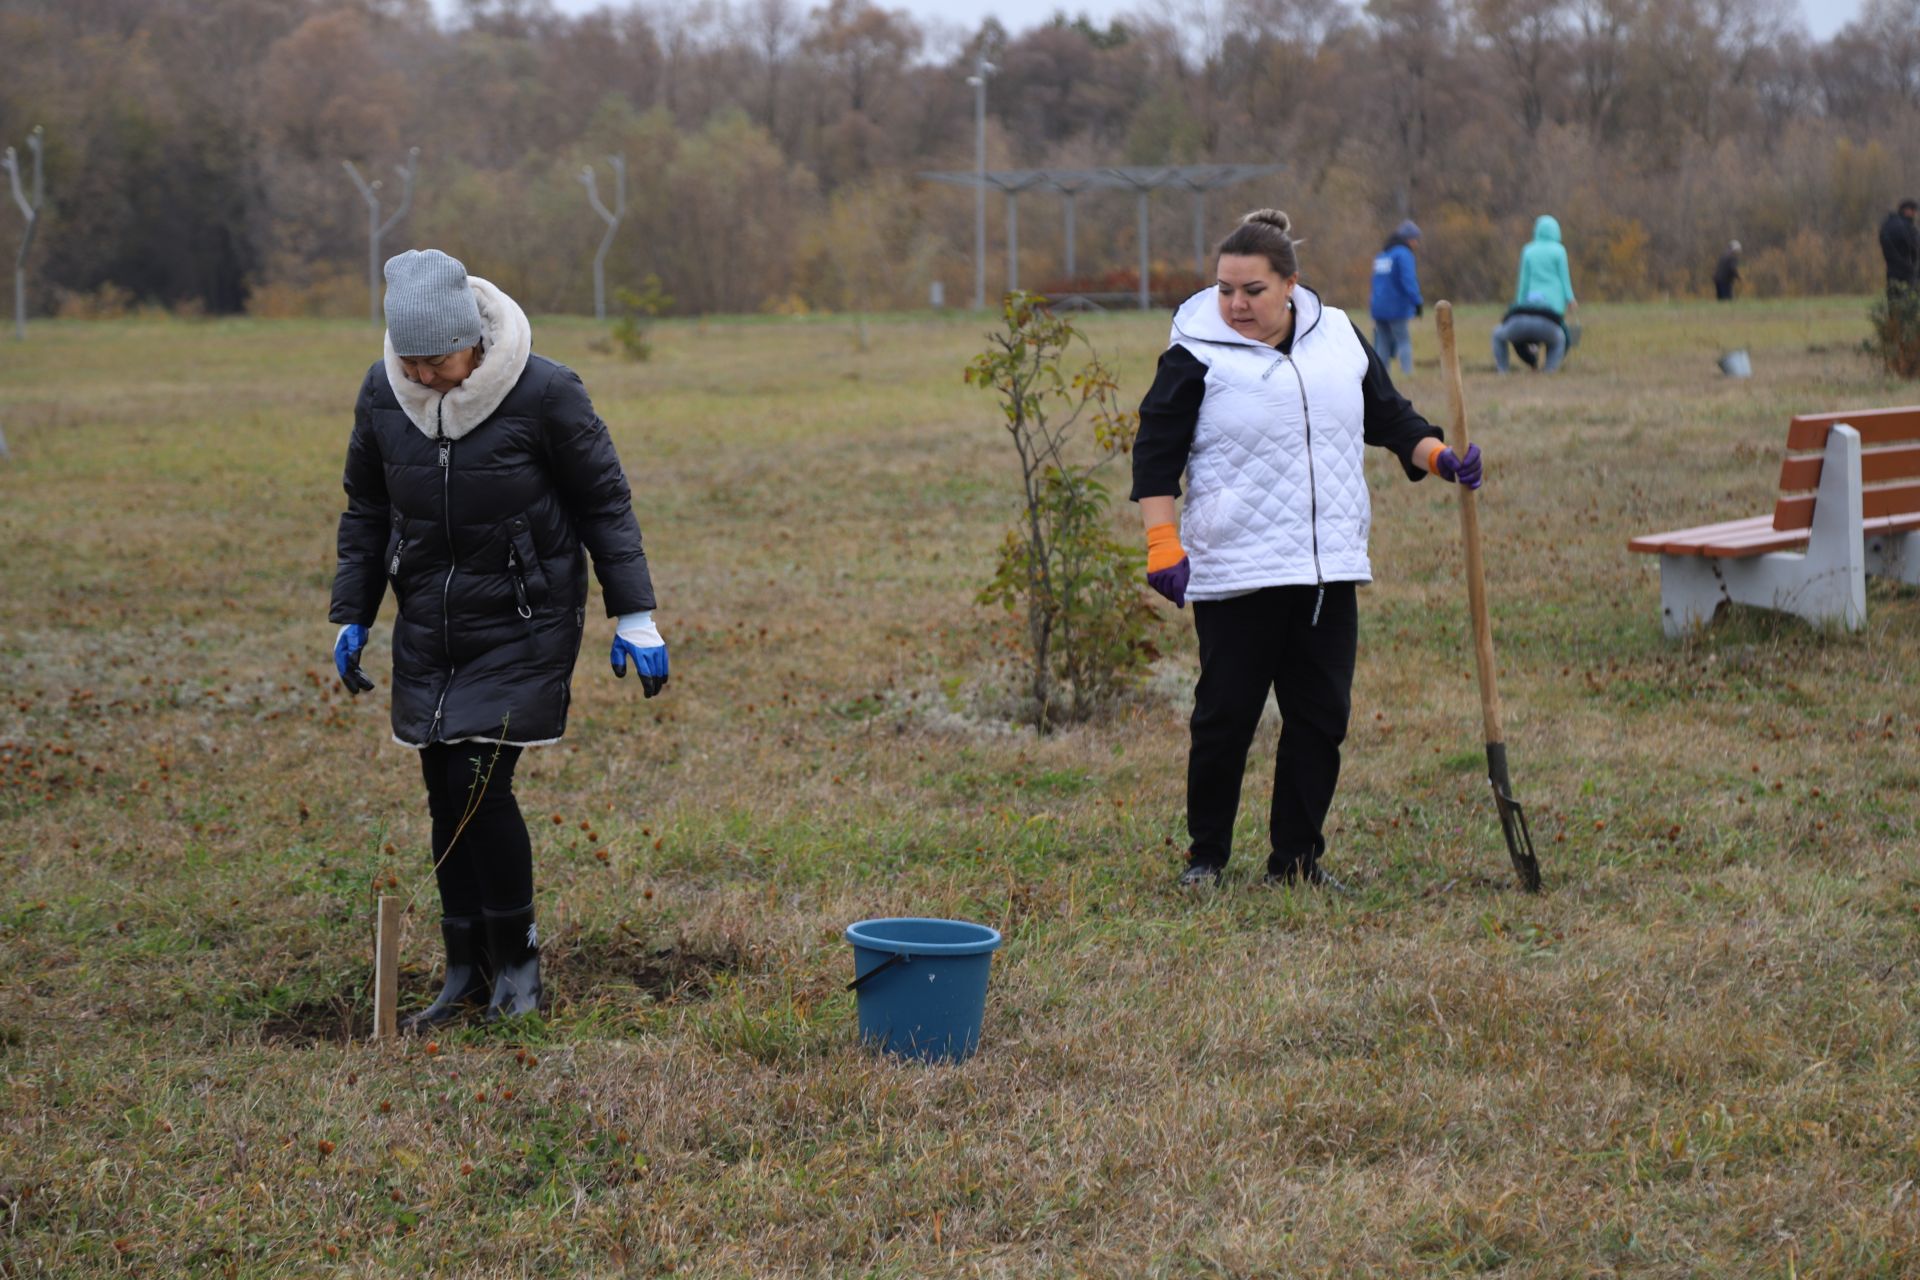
top-left (1171, 283), bottom-right (1324, 352)
top-left (383, 277), bottom-right (532, 442)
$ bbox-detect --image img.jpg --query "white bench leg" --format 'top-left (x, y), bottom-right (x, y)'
top-left (1718, 424), bottom-right (1867, 632)
top-left (1658, 554), bottom-right (1727, 636)
top-left (1648, 425), bottom-right (1871, 638)
top-left (1867, 530), bottom-right (1920, 586)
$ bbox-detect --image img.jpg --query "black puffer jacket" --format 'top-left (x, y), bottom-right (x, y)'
top-left (1881, 211), bottom-right (1919, 286)
top-left (329, 355), bottom-right (655, 746)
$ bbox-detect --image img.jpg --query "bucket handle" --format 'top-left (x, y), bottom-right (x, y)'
top-left (846, 951), bottom-right (910, 992)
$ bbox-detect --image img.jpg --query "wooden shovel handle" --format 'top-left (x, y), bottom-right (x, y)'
top-left (1434, 302), bottom-right (1504, 746)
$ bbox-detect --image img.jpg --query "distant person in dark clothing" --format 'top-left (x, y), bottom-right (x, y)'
top-left (1713, 240), bottom-right (1742, 301)
top-left (1882, 200), bottom-right (1919, 301)
top-left (329, 250), bottom-right (669, 1031)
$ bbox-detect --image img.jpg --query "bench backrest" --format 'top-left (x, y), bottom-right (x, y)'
top-left (1773, 406), bottom-right (1920, 531)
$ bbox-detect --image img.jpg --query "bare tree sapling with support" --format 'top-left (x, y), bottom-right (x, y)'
top-left (4, 126), bottom-right (46, 342)
top-left (580, 156), bottom-right (627, 322)
top-left (343, 147), bottom-right (419, 326)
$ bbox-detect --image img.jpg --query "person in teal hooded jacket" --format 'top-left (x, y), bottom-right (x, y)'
top-left (1511, 215), bottom-right (1576, 317)
top-left (1492, 216), bottom-right (1579, 373)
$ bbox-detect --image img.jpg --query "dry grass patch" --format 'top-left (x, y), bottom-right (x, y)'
top-left (1, 301), bottom-right (1918, 1276)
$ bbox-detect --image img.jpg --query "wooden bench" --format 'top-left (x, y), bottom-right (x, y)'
top-left (1628, 406), bottom-right (1920, 635)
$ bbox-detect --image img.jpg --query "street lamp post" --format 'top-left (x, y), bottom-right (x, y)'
top-left (965, 58), bottom-right (994, 310)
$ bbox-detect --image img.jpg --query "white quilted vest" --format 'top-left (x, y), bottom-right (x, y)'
top-left (1171, 285), bottom-right (1374, 600)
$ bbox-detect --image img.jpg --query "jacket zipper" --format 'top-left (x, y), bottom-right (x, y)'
top-left (1273, 354), bottom-right (1326, 626)
top-left (429, 404), bottom-right (456, 738)
top-left (388, 537), bottom-right (407, 577)
top-left (507, 546), bottom-right (532, 619)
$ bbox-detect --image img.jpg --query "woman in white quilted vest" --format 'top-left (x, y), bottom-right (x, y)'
top-left (1131, 209), bottom-right (1484, 890)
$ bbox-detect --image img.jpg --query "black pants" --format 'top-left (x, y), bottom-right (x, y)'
top-left (419, 741), bottom-right (533, 917)
top-left (1188, 583), bottom-right (1358, 871)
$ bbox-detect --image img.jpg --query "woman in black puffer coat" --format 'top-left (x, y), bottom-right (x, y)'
top-left (329, 249), bottom-right (668, 1029)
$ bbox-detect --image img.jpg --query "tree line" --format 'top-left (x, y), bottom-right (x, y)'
top-left (2, 0), bottom-right (1917, 319)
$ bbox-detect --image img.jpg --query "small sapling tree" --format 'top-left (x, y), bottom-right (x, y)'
top-left (966, 291), bottom-right (1154, 731)
top-left (610, 276), bottom-right (673, 361)
top-left (1867, 285), bottom-right (1920, 380)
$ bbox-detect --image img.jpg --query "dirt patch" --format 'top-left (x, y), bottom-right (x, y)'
top-left (255, 996), bottom-right (371, 1047)
top-left (550, 935), bottom-right (748, 1007)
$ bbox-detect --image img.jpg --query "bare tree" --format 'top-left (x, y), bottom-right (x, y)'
top-left (804, 0), bottom-right (921, 116)
top-left (1474, 0), bottom-right (1569, 137)
top-left (1751, 36), bottom-right (1816, 150)
top-left (1230, 0), bottom-right (1350, 51)
top-left (1365, 0), bottom-right (1454, 216)
top-left (741, 0), bottom-right (802, 133)
top-left (1570, 0), bottom-right (1638, 137)
top-left (1856, 0), bottom-right (1920, 108)
top-left (4, 127), bottom-right (45, 341)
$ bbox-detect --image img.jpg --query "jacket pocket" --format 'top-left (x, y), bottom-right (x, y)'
top-left (505, 516), bottom-right (550, 611)
top-left (506, 544), bottom-right (534, 619)
top-left (384, 524), bottom-right (408, 606)
top-left (1183, 489), bottom-right (1218, 555)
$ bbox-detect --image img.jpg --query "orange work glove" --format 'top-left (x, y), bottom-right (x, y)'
top-left (1145, 523), bottom-right (1190, 608)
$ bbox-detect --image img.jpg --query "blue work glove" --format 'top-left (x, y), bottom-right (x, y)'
top-left (610, 611), bottom-right (669, 698)
top-left (334, 623), bottom-right (374, 695)
top-left (1434, 442), bottom-right (1483, 490)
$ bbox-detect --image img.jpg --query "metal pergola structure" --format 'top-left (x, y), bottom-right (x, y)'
top-left (920, 163), bottom-right (1285, 310)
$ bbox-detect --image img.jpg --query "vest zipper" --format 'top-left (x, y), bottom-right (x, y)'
top-left (1279, 355), bottom-right (1326, 626)
top-left (430, 403), bottom-right (456, 739)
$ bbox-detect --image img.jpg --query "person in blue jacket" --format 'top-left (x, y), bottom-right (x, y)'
top-left (1368, 220), bottom-right (1423, 374)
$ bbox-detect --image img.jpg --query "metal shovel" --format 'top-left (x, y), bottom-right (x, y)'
top-left (1434, 302), bottom-right (1543, 893)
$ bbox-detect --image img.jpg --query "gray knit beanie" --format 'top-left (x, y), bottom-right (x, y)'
top-left (383, 250), bottom-right (483, 357)
top-left (1394, 219), bottom-right (1422, 242)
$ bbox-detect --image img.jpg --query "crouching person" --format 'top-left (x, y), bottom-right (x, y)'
top-left (1491, 297), bottom-right (1575, 373)
top-left (329, 250), bottom-right (669, 1029)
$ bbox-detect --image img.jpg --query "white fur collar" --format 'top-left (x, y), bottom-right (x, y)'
top-left (382, 276), bottom-right (532, 441)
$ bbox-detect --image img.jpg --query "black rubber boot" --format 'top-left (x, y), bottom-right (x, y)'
top-left (401, 916), bottom-right (491, 1033)
top-left (482, 903), bottom-right (542, 1021)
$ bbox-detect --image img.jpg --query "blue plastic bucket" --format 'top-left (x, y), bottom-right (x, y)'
top-left (844, 917), bottom-right (1002, 1063)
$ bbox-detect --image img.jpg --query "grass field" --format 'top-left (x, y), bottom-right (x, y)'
top-left (2, 297), bottom-right (1918, 1277)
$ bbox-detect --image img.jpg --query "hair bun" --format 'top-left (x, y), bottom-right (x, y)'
top-left (1241, 208), bottom-right (1293, 238)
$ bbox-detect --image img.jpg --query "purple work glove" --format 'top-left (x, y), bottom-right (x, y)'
top-left (1147, 557), bottom-right (1191, 608)
top-left (1434, 443), bottom-right (1483, 490)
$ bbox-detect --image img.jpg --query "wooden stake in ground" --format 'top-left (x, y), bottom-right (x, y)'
top-left (1434, 301), bottom-right (1543, 893)
top-left (374, 895), bottom-right (400, 1039)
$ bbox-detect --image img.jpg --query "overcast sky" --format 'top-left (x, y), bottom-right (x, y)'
top-left (452, 0), bottom-right (1867, 44)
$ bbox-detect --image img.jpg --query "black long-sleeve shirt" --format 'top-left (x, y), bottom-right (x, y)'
top-left (1129, 326), bottom-right (1443, 501)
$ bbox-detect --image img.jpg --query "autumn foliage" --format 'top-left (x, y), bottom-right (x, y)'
top-left (1, 0), bottom-right (1916, 316)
